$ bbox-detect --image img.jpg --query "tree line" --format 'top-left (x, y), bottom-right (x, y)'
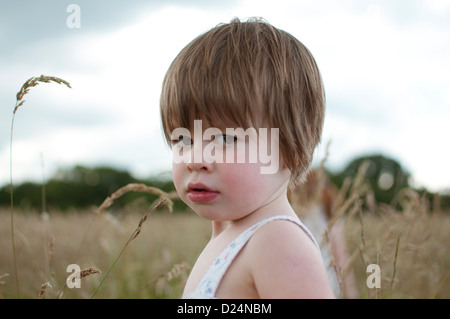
top-left (1, 154), bottom-right (448, 213)
top-left (0, 166), bottom-right (179, 212)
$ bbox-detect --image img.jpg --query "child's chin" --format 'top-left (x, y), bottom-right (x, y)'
top-left (196, 210), bottom-right (224, 221)
top-left (194, 209), bottom-right (230, 222)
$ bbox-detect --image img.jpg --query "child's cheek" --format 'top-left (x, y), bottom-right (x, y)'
top-left (219, 162), bottom-right (266, 195)
top-left (171, 162), bottom-right (185, 196)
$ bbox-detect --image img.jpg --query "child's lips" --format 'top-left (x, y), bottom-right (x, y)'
top-left (187, 182), bottom-right (219, 203)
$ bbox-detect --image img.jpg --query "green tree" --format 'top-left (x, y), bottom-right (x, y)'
top-left (329, 154), bottom-right (410, 204)
top-left (0, 165), bottom-right (183, 212)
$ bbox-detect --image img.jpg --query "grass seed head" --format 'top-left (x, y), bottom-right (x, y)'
top-left (67, 266), bottom-right (101, 284)
top-left (0, 273), bottom-right (9, 285)
top-left (38, 282), bottom-right (52, 299)
top-left (14, 75), bottom-right (71, 113)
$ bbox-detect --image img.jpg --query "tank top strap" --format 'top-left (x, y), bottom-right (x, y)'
top-left (190, 214), bottom-right (320, 298)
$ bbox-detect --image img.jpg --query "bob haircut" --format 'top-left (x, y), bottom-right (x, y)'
top-left (160, 17), bottom-right (325, 187)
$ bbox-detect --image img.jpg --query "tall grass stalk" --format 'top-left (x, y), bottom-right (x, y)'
top-left (90, 197), bottom-right (170, 298)
top-left (88, 183), bottom-right (173, 298)
top-left (72, 183), bottom-right (174, 262)
top-left (390, 234), bottom-right (401, 289)
top-left (9, 75), bottom-right (71, 297)
top-left (9, 113), bottom-right (19, 296)
top-left (40, 152), bottom-right (47, 214)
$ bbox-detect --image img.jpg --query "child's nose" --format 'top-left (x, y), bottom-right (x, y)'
top-left (186, 141), bottom-right (213, 172)
top-left (186, 159), bottom-right (212, 172)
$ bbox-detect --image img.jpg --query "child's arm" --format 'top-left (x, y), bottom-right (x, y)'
top-left (248, 220), bottom-right (335, 298)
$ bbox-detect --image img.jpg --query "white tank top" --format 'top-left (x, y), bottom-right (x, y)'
top-left (183, 214), bottom-right (321, 299)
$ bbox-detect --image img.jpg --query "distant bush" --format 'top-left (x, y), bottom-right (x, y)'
top-left (0, 165), bottom-right (185, 212)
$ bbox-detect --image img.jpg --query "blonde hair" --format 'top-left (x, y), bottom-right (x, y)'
top-left (160, 17), bottom-right (325, 187)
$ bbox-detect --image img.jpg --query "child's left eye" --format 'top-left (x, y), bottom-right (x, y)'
top-left (215, 134), bottom-right (237, 145)
top-left (171, 135), bottom-right (192, 146)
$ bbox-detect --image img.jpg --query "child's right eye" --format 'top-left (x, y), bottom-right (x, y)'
top-left (216, 134), bottom-right (237, 145)
top-left (171, 136), bottom-right (192, 146)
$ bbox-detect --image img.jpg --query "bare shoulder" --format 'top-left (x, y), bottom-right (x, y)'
top-left (246, 219), bottom-right (335, 298)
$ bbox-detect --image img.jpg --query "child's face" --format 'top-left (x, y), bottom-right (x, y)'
top-left (171, 122), bottom-right (291, 222)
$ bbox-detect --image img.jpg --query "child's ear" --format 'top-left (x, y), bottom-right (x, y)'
top-left (279, 154), bottom-right (291, 170)
top-left (281, 159), bottom-right (291, 171)
top-left (294, 155), bottom-right (300, 166)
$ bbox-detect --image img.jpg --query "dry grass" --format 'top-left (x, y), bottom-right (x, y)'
top-left (9, 75), bottom-right (72, 296)
top-left (347, 211), bottom-right (450, 298)
top-left (1, 192), bottom-right (449, 299)
top-left (38, 281), bottom-right (52, 299)
top-left (96, 183), bottom-right (175, 214)
top-left (0, 273), bottom-right (9, 285)
top-left (287, 161), bottom-right (450, 299)
top-left (90, 195), bottom-right (171, 299)
top-left (13, 75), bottom-right (71, 114)
top-left (0, 206), bottom-right (210, 298)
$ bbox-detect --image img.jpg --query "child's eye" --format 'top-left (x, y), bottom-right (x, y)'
top-left (216, 134), bottom-right (237, 145)
top-left (171, 135), bottom-right (192, 146)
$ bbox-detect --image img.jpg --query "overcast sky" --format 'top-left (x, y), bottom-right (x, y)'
top-left (1, 0), bottom-right (449, 192)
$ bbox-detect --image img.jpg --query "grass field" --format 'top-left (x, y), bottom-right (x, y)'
top-left (344, 206), bottom-right (450, 298)
top-left (0, 207), bottom-right (209, 299)
top-left (1, 190), bottom-right (449, 299)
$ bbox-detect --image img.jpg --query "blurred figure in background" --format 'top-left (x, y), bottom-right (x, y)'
top-left (288, 168), bottom-right (359, 298)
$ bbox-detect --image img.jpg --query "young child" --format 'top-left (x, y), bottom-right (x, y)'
top-left (160, 17), bottom-right (335, 298)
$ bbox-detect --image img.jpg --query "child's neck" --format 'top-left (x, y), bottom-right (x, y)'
top-left (210, 193), bottom-right (295, 239)
top-left (211, 220), bottom-right (230, 238)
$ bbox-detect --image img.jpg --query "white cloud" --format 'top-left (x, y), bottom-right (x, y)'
top-left (1, 0), bottom-right (449, 193)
